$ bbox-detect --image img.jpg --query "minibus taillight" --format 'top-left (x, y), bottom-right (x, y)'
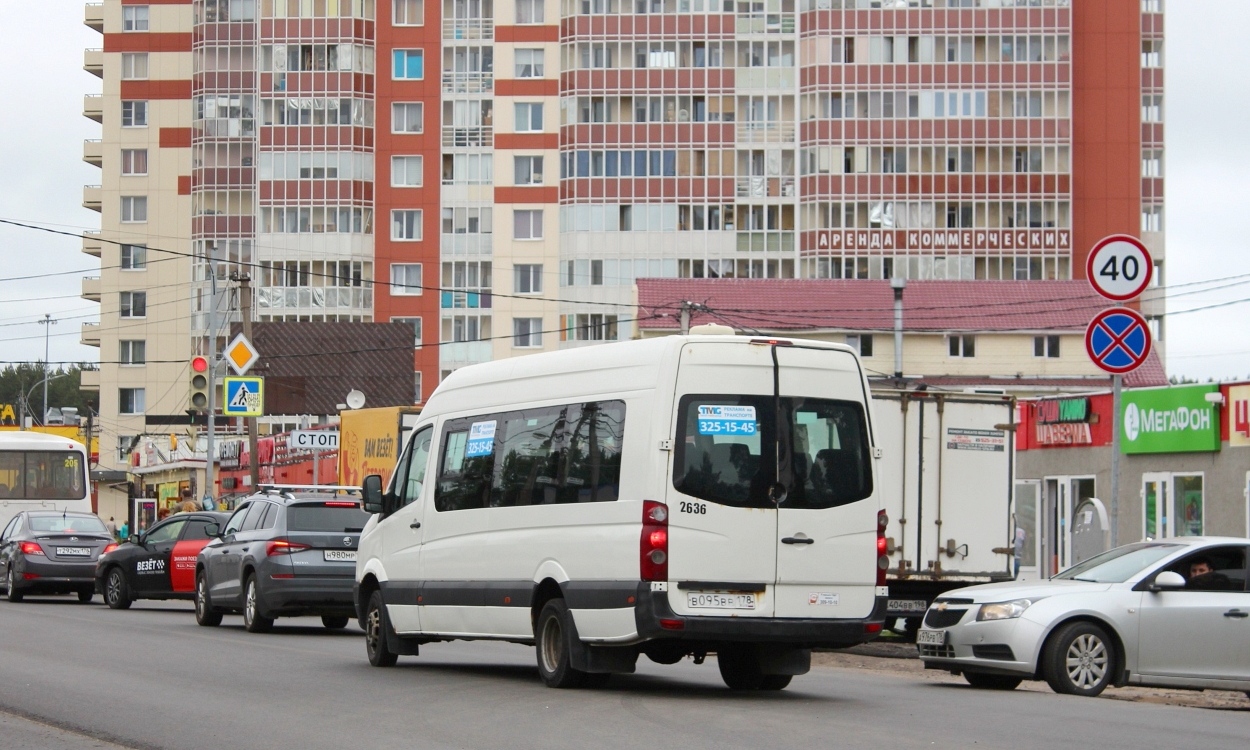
top-left (876, 510), bottom-right (889, 588)
top-left (640, 501), bottom-right (669, 582)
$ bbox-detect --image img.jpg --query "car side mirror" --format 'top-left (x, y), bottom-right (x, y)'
top-left (1150, 570), bottom-right (1186, 591)
top-left (204, 523), bottom-right (220, 538)
top-left (362, 474), bottom-right (385, 514)
top-left (128, 534), bottom-right (141, 546)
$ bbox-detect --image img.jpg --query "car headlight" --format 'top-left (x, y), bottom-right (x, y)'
top-left (976, 599), bottom-right (1034, 621)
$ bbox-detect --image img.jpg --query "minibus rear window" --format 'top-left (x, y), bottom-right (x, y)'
top-left (673, 395), bottom-right (872, 510)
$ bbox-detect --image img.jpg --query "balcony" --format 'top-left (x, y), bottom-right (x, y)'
top-left (79, 368), bottom-right (101, 391)
top-left (442, 71), bottom-right (493, 94)
top-left (82, 231), bottom-right (103, 257)
top-left (84, 94), bottom-right (103, 122)
top-left (85, 3), bottom-right (104, 32)
top-left (83, 185), bottom-right (102, 212)
top-left (81, 276), bottom-right (101, 302)
top-left (736, 121), bottom-right (795, 144)
top-left (442, 125), bottom-right (492, 148)
top-left (80, 323), bottom-right (101, 347)
top-left (735, 176), bottom-right (796, 199)
top-left (84, 48), bottom-right (103, 78)
top-left (83, 139), bottom-right (102, 166)
top-left (443, 17), bottom-right (493, 40)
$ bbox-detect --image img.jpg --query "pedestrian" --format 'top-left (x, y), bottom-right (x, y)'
top-left (106, 516), bottom-right (118, 539)
top-left (1013, 526), bottom-right (1026, 579)
top-left (119, 519), bottom-right (130, 541)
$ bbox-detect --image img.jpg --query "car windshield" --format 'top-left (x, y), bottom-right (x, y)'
top-left (1053, 542), bottom-right (1182, 583)
top-left (286, 502), bottom-right (371, 532)
top-left (27, 515), bottom-right (109, 534)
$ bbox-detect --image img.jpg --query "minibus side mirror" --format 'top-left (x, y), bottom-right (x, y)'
top-left (362, 475), bottom-right (385, 514)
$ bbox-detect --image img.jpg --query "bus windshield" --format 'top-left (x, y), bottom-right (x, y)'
top-left (0, 451), bottom-right (87, 500)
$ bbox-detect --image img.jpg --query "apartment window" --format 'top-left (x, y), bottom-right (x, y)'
top-left (121, 53), bottom-right (149, 80)
top-left (514, 264), bottom-right (542, 294)
top-left (1142, 149), bottom-right (1162, 178)
top-left (847, 334), bottom-right (873, 357)
top-left (120, 291), bottom-right (147, 318)
top-left (121, 149), bottom-right (148, 176)
top-left (391, 209), bottom-right (423, 241)
top-left (569, 314), bottom-right (618, 341)
top-left (120, 244), bottom-right (147, 270)
top-left (1142, 204), bottom-right (1163, 233)
top-left (1141, 40), bottom-right (1163, 68)
top-left (393, 49), bottom-right (424, 79)
top-left (516, 0), bottom-right (544, 23)
top-left (119, 340), bottom-right (146, 365)
top-left (1034, 335), bottom-right (1060, 358)
top-left (513, 318), bottom-right (543, 348)
top-left (122, 101), bottom-right (148, 127)
top-left (119, 388), bottom-right (146, 415)
top-left (515, 49), bottom-right (544, 78)
top-left (117, 435), bottom-right (136, 462)
top-left (514, 210), bottom-right (543, 240)
top-left (414, 371), bottom-right (423, 403)
top-left (123, 6), bottom-right (149, 31)
top-left (949, 334), bottom-right (976, 358)
top-left (391, 156), bottom-right (423, 187)
top-left (391, 263), bottom-right (423, 295)
top-left (1142, 94), bottom-right (1162, 123)
top-left (515, 102), bottom-right (543, 132)
top-left (393, 0), bottom-right (424, 24)
top-left (121, 196), bottom-right (148, 223)
top-left (392, 102), bottom-right (423, 133)
top-left (392, 316), bottom-right (423, 346)
top-left (514, 155), bottom-right (544, 185)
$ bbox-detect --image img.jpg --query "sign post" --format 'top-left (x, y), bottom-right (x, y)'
top-left (1085, 235), bottom-right (1153, 548)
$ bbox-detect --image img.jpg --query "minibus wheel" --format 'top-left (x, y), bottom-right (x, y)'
top-left (536, 599), bottom-right (589, 688)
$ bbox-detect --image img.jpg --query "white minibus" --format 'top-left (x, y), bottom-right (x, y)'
top-left (0, 432), bottom-right (93, 533)
top-left (356, 333), bottom-right (888, 689)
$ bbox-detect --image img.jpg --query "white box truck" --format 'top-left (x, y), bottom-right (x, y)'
top-left (871, 390), bottom-right (1017, 635)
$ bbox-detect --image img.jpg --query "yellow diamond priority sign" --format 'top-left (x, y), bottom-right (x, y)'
top-left (225, 333), bottom-right (259, 376)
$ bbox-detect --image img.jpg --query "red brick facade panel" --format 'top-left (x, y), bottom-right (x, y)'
top-left (105, 33), bottom-right (192, 52)
top-left (121, 80), bottom-right (193, 100)
top-left (158, 127), bottom-right (193, 148)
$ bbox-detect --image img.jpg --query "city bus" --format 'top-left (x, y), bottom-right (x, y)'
top-left (0, 432), bottom-right (93, 533)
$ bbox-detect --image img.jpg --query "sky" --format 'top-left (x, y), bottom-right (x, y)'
top-left (0, 1), bottom-right (1248, 381)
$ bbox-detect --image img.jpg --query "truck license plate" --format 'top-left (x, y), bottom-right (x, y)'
top-left (887, 598), bottom-right (929, 614)
top-left (916, 629), bottom-right (947, 646)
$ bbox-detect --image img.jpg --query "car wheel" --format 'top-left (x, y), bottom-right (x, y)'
top-left (195, 571), bottom-right (222, 627)
top-left (5, 569), bottom-right (23, 602)
top-left (535, 599), bottom-right (589, 688)
top-left (963, 671), bottom-right (1022, 690)
top-left (1044, 621), bottom-right (1115, 697)
top-left (718, 646), bottom-right (766, 690)
top-left (321, 615), bottom-right (350, 630)
top-left (77, 588), bottom-right (94, 604)
top-left (364, 589), bottom-right (398, 667)
top-left (242, 575), bottom-right (273, 633)
top-left (104, 568), bottom-right (132, 610)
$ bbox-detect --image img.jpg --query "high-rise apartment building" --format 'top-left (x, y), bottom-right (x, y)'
top-left (81, 0), bottom-right (1162, 517)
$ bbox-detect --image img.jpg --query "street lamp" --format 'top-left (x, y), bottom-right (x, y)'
top-left (38, 314), bottom-right (58, 423)
top-left (23, 372), bottom-right (69, 428)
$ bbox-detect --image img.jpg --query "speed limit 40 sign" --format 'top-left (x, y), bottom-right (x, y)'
top-left (1087, 234), bottom-right (1153, 301)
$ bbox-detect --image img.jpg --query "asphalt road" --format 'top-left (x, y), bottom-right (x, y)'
top-left (0, 596), bottom-right (1245, 750)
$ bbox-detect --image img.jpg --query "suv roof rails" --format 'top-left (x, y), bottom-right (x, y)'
top-left (257, 484), bottom-right (361, 496)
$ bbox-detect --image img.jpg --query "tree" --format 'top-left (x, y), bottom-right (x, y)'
top-left (0, 363), bottom-right (96, 426)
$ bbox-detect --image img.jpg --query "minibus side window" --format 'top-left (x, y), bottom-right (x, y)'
top-left (397, 427), bottom-right (433, 508)
top-left (787, 400), bottom-right (873, 509)
top-left (558, 400), bottom-right (625, 503)
top-left (492, 400), bottom-right (626, 507)
top-left (435, 423), bottom-right (495, 512)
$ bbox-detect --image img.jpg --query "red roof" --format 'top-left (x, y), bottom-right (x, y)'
top-left (637, 279), bottom-right (1112, 333)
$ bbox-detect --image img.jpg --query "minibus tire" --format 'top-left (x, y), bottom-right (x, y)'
top-left (717, 646), bottom-right (766, 690)
top-left (536, 599), bottom-right (589, 688)
top-left (365, 589), bottom-right (398, 667)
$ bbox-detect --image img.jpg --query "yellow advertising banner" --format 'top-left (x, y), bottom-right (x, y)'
top-left (337, 406), bottom-right (409, 489)
top-left (1230, 385), bottom-right (1250, 448)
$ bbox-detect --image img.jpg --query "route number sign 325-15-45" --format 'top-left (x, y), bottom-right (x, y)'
top-left (1086, 234), bottom-right (1153, 301)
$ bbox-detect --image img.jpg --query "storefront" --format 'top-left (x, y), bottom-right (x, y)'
top-left (1016, 382), bottom-right (1248, 579)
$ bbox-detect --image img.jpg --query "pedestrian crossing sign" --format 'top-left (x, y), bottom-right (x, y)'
top-left (222, 377), bottom-right (264, 417)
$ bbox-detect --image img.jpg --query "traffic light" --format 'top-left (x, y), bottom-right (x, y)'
top-left (189, 356), bottom-right (210, 411)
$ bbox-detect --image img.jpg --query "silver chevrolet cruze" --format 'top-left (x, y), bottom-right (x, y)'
top-left (918, 537), bottom-right (1250, 697)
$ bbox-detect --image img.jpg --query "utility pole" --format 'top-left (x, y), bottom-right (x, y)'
top-left (38, 314), bottom-right (57, 423)
top-left (890, 278), bottom-right (906, 379)
top-left (680, 301), bottom-right (691, 335)
top-left (205, 271), bottom-right (219, 507)
top-left (236, 272), bottom-right (260, 491)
